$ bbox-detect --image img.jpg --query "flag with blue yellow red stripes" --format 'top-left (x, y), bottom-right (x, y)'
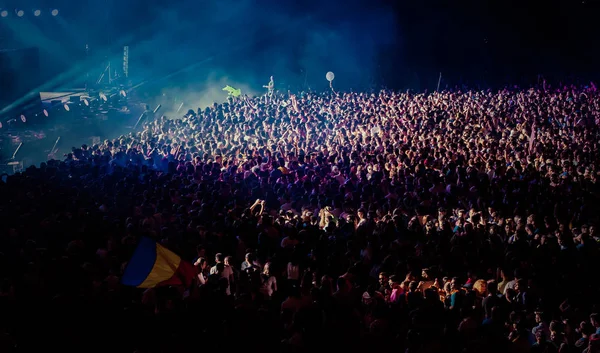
top-left (122, 237), bottom-right (195, 288)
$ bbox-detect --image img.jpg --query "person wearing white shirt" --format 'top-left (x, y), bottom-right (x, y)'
top-left (210, 253), bottom-right (234, 295)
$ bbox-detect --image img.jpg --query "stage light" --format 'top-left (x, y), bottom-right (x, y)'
top-left (16, 9), bottom-right (24, 17)
top-left (1, 10), bottom-right (8, 17)
top-left (20, 115), bottom-right (26, 123)
top-left (51, 9), bottom-right (58, 16)
top-left (63, 104), bottom-right (70, 112)
top-left (43, 109), bottom-right (49, 117)
top-left (34, 9), bottom-right (41, 16)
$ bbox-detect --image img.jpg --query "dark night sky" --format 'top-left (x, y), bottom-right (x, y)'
top-left (386, 0), bottom-right (600, 88)
top-left (1, 0), bottom-right (600, 91)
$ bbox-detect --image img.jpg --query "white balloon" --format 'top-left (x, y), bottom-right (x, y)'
top-left (326, 71), bottom-right (335, 82)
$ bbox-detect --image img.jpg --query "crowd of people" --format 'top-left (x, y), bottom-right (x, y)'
top-left (1, 84), bottom-right (600, 353)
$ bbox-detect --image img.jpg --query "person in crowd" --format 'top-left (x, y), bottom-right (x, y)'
top-left (259, 262), bottom-right (278, 298)
top-left (210, 253), bottom-right (234, 295)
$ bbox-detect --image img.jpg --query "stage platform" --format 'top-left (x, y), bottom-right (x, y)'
top-left (1, 88), bottom-right (145, 172)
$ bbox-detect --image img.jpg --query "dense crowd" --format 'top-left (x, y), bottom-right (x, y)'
top-left (1, 85), bottom-right (600, 353)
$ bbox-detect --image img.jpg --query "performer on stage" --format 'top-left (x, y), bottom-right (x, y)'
top-left (263, 76), bottom-right (275, 98)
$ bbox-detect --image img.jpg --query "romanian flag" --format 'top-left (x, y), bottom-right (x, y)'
top-left (122, 237), bottom-right (195, 288)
